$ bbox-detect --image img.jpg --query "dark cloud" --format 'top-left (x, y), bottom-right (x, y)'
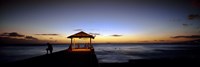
top-left (171, 35), bottom-right (200, 39)
top-left (0, 32), bottom-right (40, 44)
top-left (49, 37), bottom-right (53, 39)
top-left (138, 41), bottom-right (149, 42)
top-left (74, 29), bottom-right (83, 31)
top-left (154, 40), bottom-right (170, 42)
top-left (35, 34), bottom-right (59, 36)
top-left (0, 37), bottom-right (42, 44)
top-left (159, 40), bottom-right (166, 42)
top-left (0, 32), bottom-right (25, 37)
top-left (182, 24), bottom-right (189, 26)
top-left (188, 14), bottom-right (200, 20)
top-left (154, 40), bottom-right (169, 42)
top-left (25, 36), bottom-right (38, 40)
top-left (89, 33), bottom-right (100, 36)
top-left (0, 32), bottom-right (38, 40)
top-left (111, 34), bottom-right (122, 37)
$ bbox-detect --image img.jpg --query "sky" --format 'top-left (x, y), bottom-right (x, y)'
top-left (0, 0), bottom-right (200, 44)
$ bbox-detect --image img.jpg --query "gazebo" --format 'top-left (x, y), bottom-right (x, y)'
top-left (67, 31), bottom-right (95, 52)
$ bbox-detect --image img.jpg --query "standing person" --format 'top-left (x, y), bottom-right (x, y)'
top-left (46, 43), bottom-right (53, 54)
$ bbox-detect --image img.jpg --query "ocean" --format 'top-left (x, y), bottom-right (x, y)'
top-left (0, 44), bottom-right (199, 64)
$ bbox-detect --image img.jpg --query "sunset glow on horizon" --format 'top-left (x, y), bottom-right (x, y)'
top-left (1, 0), bottom-right (200, 44)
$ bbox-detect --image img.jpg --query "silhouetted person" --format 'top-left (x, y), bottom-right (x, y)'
top-left (46, 43), bottom-right (53, 54)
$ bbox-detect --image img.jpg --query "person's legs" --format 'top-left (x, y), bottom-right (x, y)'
top-left (50, 50), bottom-right (52, 54)
top-left (46, 49), bottom-right (48, 54)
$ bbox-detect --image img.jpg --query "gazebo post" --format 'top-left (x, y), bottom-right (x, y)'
top-left (90, 38), bottom-right (91, 48)
top-left (73, 38), bottom-right (76, 49)
top-left (70, 38), bottom-right (72, 49)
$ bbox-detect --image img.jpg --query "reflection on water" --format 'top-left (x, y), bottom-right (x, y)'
top-left (0, 44), bottom-right (199, 63)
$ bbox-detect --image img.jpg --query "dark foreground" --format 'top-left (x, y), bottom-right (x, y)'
top-left (7, 50), bottom-right (99, 67)
top-left (4, 48), bottom-right (200, 67)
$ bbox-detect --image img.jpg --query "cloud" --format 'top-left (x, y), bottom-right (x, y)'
top-left (74, 29), bottom-right (83, 31)
top-left (111, 34), bottom-right (122, 37)
top-left (25, 36), bottom-right (38, 40)
top-left (0, 32), bottom-right (40, 44)
top-left (138, 41), bottom-right (149, 42)
top-left (159, 40), bottom-right (166, 42)
top-left (182, 24), bottom-right (189, 26)
top-left (188, 14), bottom-right (200, 20)
top-left (0, 37), bottom-right (43, 44)
top-left (35, 34), bottom-right (59, 36)
top-left (0, 32), bottom-right (25, 37)
top-left (0, 32), bottom-right (38, 40)
top-left (154, 40), bottom-right (169, 42)
top-left (89, 33), bottom-right (100, 36)
top-left (171, 35), bottom-right (200, 39)
top-left (49, 37), bottom-right (53, 39)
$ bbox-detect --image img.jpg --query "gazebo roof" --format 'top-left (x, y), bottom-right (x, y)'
top-left (67, 31), bottom-right (95, 38)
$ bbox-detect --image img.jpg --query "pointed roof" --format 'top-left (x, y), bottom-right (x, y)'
top-left (67, 31), bottom-right (95, 38)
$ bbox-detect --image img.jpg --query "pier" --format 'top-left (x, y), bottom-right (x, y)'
top-left (11, 49), bottom-right (99, 67)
